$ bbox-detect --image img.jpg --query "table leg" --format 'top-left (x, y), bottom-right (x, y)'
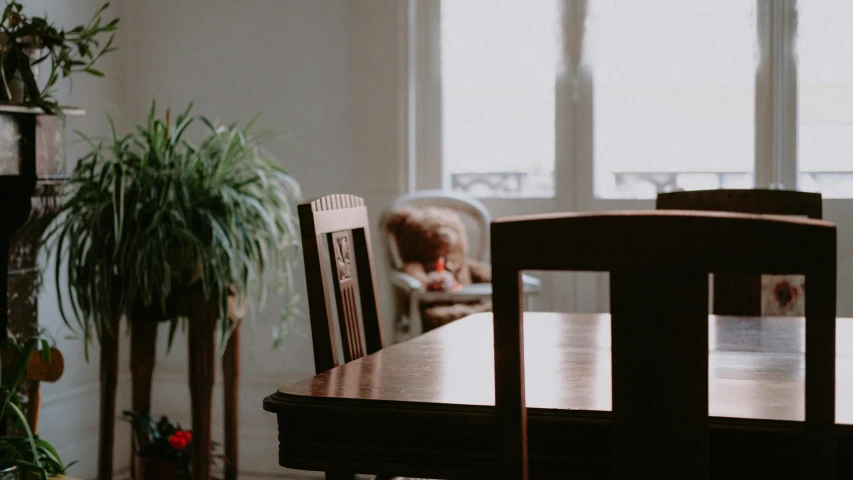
top-left (222, 321), bottom-right (240, 480)
top-left (188, 293), bottom-right (217, 480)
top-left (98, 315), bottom-right (121, 480)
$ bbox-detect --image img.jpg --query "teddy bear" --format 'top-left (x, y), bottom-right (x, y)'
top-left (383, 206), bottom-right (492, 331)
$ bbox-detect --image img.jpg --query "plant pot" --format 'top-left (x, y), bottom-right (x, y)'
top-left (5, 48), bottom-right (39, 103)
top-left (134, 454), bottom-right (181, 480)
top-left (130, 295), bottom-right (180, 323)
top-left (0, 34), bottom-right (41, 103)
top-left (129, 281), bottom-right (213, 323)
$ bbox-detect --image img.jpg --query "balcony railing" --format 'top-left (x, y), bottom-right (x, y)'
top-left (449, 171), bottom-right (554, 198)
top-left (449, 170), bottom-right (853, 199)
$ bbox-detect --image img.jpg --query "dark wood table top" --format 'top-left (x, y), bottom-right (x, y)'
top-left (264, 313), bottom-right (853, 478)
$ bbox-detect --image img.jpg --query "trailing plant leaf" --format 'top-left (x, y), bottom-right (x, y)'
top-left (46, 102), bottom-right (302, 355)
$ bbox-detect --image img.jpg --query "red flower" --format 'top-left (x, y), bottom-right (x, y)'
top-left (169, 430), bottom-right (191, 450)
top-left (773, 280), bottom-right (798, 308)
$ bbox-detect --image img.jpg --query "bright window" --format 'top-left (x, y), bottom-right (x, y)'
top-left (796, 0), bottom-right (853, 198)
top-left (440, 0), bottom-right (560, 198)
top-left (585, 0), bottom-right (758, 199)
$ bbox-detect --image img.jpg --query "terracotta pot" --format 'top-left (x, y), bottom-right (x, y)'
top-left (134, 454), bottom-right (181, 480)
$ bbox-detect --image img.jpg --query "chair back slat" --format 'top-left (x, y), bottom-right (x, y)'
top-left (610, 271), bottom-right (709, 477)
top-left (328, 230), bottom-right (365, 362)
top-left (491, 210), bottom-right (836, 479)
top-left (656, 189), bottom-right (823, 315)
top-left (299, 194), bottom-right (385, 374)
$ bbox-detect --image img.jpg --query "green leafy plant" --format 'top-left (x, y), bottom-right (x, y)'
top-left (46, 102), bottom-right (301, 355)
top-left (0, 1), bottom-right (118, 113)
top-left (122, 411), bottom-right (226, 480)
top-left (0, 336), bottom-right (69, 480)
top-left (122, 411), bottom-right (192, 478)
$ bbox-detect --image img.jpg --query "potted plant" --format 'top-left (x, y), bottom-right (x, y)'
top-left (47, 101), bottom-right (302, 348)
top-left (0, 1), bottom-right (118, 112)
top-left (122, 411), bottom-right (207, 480)
top-left (46, 102), bottom-right (301, 480)
top-left (0, 336), bottom-right (68, 480)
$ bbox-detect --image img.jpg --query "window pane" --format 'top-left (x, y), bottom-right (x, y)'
top-left (585, 0), bottom-right (757, 199)
top-left (441, 0), bottom-right (559, 198)
top-left (797, 0), bottom-right (853, 198)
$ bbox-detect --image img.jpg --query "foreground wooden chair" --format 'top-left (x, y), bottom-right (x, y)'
top-left (491, 210), bottom-right (836, 479)
top-left (656, 189), bottom-right (822, 315)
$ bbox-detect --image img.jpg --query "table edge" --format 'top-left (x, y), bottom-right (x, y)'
top-left (263, 390), bottom-right (853, 433)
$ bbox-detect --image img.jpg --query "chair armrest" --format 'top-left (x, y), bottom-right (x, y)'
top-left (390, 271), bottom-right (426, 292)
top-left (521, 273), bottom-right (542, 293)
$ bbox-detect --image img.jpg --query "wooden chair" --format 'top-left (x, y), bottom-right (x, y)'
top-left (491, 210), bottom-right (836, 479)
top-left (300, 194), bottom-right (385, 373)
top-left (656, 189), bottom-right (822, 315)
top-left (298, 194), bottom-right (386, 480)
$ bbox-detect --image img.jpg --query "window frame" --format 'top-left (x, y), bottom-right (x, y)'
top-left (410, 0), bottom-right (843, 206)
top-left (407, 0), bottom-right (853, 316)
top-left (410, 0), bottom-right (577, 216)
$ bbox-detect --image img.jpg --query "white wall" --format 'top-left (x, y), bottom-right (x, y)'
top-left (119, 1), bottom-right (356, 477)
top-left (349, 0), bottom-right (409, 337)
top-left (25, 0), bottom-right (357, 478)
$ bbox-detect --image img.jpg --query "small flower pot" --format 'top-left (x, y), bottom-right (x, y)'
top-left (134, 454), bottom-right (181, 480)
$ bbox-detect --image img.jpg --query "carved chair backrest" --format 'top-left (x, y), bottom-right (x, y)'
top-left (656, 189), bottom-right (823, 315)
top-left (490, 210), bottom-right (836, 479)
top-left (298, 194), bottom-right (385, 374)
top-left (385, 189), bottom-right (491, 268)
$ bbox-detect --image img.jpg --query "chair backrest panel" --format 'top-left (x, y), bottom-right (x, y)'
top-left (328, 230), bottom-right (365, 362)
top-left (656, 189), bottom-right (822, 218)
top-left (490, 210), bottom-right (836, 479)
top-left (656, 189), bottom-right (823, 316)
top-left (299, 194), bottom-right (385, 374)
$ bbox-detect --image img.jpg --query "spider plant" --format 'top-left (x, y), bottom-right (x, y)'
top-left (0, 1), bottom-right (118, 113)
top-left (46, 102), bottom-right (301, 354)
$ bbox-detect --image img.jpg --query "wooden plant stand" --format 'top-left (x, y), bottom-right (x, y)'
top-left (97, 283), bottom-right (242, 480)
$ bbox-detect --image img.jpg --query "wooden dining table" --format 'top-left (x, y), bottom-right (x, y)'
top-left (263, 312), bottom-right (853, 479)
